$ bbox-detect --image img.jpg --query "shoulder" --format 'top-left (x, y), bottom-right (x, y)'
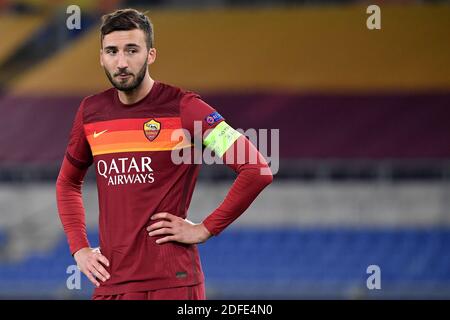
top-left (80, 88), bottom-right (115, 121)
top-left (156, 81), bottom-right (200, 105)
top-left (82, 88), bottom-right (115, 109)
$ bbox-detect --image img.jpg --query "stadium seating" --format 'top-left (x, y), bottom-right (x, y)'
top-left (0, 228), bottom-right (449, 299)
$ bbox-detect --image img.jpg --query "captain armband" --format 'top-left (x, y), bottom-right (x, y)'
top-left (203, 121), bottom-right (242, 158)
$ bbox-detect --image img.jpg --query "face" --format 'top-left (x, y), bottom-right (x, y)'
top-left (100, 29), bottom-right (156, 92)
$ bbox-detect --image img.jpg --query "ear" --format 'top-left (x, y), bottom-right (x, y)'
top-left (147, 48), bottom-right (157, 65)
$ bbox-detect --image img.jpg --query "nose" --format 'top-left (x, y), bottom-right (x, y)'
top-left (117, 51), bottom-right (128, 69)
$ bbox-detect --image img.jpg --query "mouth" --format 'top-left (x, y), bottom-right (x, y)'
top-left (116, 73), bottom-right (132, 80)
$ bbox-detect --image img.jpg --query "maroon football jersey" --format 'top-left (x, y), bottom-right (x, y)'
top-left (65, 81), bottom-right (224, 295)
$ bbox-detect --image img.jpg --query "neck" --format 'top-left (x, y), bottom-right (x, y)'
top-left (118, 75), bottom-right (154, 105)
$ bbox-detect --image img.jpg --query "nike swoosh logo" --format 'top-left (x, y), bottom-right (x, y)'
top-left (93, 129), bottom-right (108, 138)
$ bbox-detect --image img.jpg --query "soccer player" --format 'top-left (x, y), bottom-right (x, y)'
top-left (56, 8), bottom-right (273, 300)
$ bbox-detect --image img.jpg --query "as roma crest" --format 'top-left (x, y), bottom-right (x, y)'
top-left (143, 119), bottom-right (161, 142)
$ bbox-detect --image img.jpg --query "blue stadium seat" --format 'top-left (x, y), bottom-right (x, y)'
top-left (1, 227), bottom-right (450, 298)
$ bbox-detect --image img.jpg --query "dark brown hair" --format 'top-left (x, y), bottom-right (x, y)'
top-left (100, 8), bottom-right (154, 49)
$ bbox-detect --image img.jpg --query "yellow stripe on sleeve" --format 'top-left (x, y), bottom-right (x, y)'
top-left (203, 121), bottom-right (242, 158)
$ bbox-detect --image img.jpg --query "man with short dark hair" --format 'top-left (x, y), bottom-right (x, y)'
top-left (56, 8), bottom-right (272, 300)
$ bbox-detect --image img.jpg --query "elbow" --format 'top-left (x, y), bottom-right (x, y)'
top-left (55, 173), bottom-right (67, 210)
top-left (55, 171), bottom-right (68, 196)
top-left (241, 162), bottom-right (273, 188)
top-left (55, 170), bottom-right (82, 203)
top-left (262, 169), bottom-right (274, 187)
top-left (257, 164), bottom-right (273, 188)
top-left (55, 172), bottom-right (63, 195)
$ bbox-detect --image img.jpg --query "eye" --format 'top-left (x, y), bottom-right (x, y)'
top-left (127, 48), bottom-right (137, 54)
top-left (105, 49), bottom-right (117, 55)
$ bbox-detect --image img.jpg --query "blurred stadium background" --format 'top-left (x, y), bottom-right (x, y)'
top-left (0, 0), bottom-right (450, 299)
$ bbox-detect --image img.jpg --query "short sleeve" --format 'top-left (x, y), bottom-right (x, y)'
top-left (65, 99), bottom-right (93, 169)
